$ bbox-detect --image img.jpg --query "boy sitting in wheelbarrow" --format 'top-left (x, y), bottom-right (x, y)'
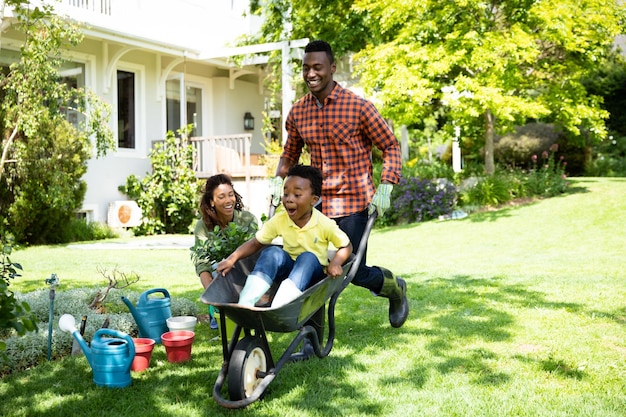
top-left (215, 165), bottom-right (353, 308)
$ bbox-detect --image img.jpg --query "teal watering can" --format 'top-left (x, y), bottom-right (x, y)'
top-left (59, 314), bottom-right (135, 388)
top-left (121, 288), bottom-right (171, 344)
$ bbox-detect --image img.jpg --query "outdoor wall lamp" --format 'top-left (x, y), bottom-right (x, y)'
top-left (243, 112), bottom-right (255, 130)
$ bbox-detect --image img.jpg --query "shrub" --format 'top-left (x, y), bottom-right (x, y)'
top-left (1, 330), bottom-right (50, 372)
top-left (586, 134), bottom-right (626, 177)
top-left (494, 122), bottom-right (561, 169)
top-left (404, 158), bottom-right (455, 180)
top-left (61, 219), bottom-right (118, 243)
top-left (459, 171), bottom-right (520, 207)
top-left (389, 177), bottom-right (457, 225)
top-left (0, 3), bottom-right (114, 244)
top-left (119, 126), bottom-right (200, 235)
top-left (524, 145), bottom-right (569, 197)
top-left (1, 120), bottom-right (91, 244)
top-left (0, 236), bottom-right (37, 352)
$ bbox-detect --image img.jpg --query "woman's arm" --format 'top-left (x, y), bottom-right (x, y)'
top-left (199, 271), bottom-right (213, 289)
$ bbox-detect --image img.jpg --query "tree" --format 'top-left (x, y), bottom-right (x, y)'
top-left (352, 0), bottom-right (626, 174)
top-left (582, 50), bottom-right (626, 137)
top-left (0, 0), bottom-right (114, 242)
top-left (244, 1), bottom-right (372, 141)
top-left (249, 0), bottom-right (369, 57)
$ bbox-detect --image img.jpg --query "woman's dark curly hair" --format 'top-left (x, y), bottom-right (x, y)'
top-left (199, 174), bottom-right (244, 229)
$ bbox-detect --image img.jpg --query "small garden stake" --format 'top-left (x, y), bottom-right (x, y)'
top-left (45, 274), bottom-right (60, 361)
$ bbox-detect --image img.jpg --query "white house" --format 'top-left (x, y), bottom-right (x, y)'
top-left (1, 0), bottom-right (303, 225)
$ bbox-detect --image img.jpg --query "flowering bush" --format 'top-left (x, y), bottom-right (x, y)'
top-left (389, 177), bottom-right (457, 224)
top-left (525, 144), bottom-right (569, 197)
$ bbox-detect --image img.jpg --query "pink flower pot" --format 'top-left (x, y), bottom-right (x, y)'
top-left (161, 330), bottom-right (195, 363)
top-left (131, 338), bottom-right (156, 371)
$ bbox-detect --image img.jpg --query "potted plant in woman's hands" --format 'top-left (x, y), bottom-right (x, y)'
top-left (190, 222), bottom-right (256, 274)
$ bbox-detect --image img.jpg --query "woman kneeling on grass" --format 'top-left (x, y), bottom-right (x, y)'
top-left (193, 174), bottom-right (258, 326)
top-left (216, 165), bottom-right (353, 308)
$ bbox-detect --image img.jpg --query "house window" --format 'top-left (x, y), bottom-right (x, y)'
top-left (1, 50), bottom-right (88, 129)
top-left (117, 70), bottom-right (135, 148)
top-left (166, 78), bottom-right (202, 137)
top-left (59, 62), bottom-right (86, 127)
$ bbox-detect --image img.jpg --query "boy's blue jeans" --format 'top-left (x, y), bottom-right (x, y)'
top-left (250, 246), bottom-right (325, 291)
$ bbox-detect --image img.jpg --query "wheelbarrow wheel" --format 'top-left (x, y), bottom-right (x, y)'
top-left (228, 335), bottom-right (268, 401)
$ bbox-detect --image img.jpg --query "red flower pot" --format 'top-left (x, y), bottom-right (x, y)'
top-left (161, 330), bottom-right (195, 363)
top-left (131, 338), bottom-right (156, 372)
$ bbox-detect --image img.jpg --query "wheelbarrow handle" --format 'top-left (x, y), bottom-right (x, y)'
top-left (268, 202), bottom-right (277, 219)
top-left (341, 211), bottom-right (378, 291)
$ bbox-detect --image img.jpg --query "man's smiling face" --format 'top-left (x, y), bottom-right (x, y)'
top-left (302, 51), bottom-right (336, 101)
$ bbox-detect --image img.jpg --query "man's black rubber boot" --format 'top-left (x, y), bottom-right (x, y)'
top-left (377, 267), bottom-right (409, 328)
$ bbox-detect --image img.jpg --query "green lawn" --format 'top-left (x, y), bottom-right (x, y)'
top-left (1, 177), bottom-right (625, 416)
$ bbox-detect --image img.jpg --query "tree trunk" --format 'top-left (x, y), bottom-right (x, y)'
top-left (484, 109), bottom-right (495, 175)
top-left (0, 126), bottom-right (19, 181)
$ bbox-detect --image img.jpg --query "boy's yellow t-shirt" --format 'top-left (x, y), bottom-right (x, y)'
top-left (255, 209), bottom-right (350, 266)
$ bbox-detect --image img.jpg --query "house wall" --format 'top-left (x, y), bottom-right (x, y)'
top-left (1, 1), bottom-right (272, 226)
top-left (212, 77), bottom-right (265, 154)
top-left (76, 55), bottom-right (266, 224)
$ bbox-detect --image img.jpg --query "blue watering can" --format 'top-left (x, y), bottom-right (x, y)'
top-left (59, 314), bottom-right (135, 388)
top-left (121, 288), bottom-right (171, 344)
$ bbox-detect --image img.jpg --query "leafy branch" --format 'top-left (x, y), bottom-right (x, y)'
top-left (190, 223), bottom-right (256, 269)
top-left (1, 235), bottom-right (37, 352)
top-left (88, 266), bottom-right (140, 311)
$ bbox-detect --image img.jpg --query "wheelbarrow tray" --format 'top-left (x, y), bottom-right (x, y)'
top-left (200, 252), bottom-right (353, 333)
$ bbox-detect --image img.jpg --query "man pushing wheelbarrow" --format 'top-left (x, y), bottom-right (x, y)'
top-left (270, 39), bottom-right (409, 329)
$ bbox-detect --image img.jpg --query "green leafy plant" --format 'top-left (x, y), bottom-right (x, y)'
top-left (0, 235), bottom-right (37, 353)
top-left (525, 144), bottom-right (569, 197)
top-left (1, 119), bottom-right (92, 244)
top-left (459, 171), bottom-right (520, 207)
top-left (190, 222), bottom-right (257, 268)
top-left (119, 125), bottom-right (200, 235)
top-left (586, 134), bottom-right (626, 177)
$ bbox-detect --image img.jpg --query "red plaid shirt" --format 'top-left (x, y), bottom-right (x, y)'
top-left (283, 82), bottom-right (401, 218)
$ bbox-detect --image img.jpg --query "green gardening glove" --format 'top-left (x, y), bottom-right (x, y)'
top-left (269, 176), bottom-right (284, 207)
top-left (368, 183), bottom-right (393, 217)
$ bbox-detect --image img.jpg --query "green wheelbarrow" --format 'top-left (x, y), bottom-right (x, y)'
top-left (201, 212), bottom-right (377, 409)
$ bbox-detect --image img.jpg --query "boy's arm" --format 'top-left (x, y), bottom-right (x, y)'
top-left (216, 237), bottom-right (265, 276)
top-left (327, 243), bottom-right (353, 278)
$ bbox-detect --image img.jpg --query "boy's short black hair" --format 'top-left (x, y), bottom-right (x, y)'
top-left (287, 164), bottom-right (323, 197)
top-left (304, 40), bottom-right (334, 64)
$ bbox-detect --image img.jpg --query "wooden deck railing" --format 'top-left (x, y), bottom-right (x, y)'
top-left (64, 0), bottom-right (113, 15)
top-left (189, 134), bottom-right (266, 181)
top-left (151, 134), bottom-right (269, 218)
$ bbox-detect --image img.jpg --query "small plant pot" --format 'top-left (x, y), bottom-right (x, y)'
top-left (161, 331), bottom-right (195, 363)
top-left (131, 338), bottom-right (156, 372)
top-left (213, 310), bottom-right (238, 341)
top-left (166, 316), bottom-right (197, 332)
